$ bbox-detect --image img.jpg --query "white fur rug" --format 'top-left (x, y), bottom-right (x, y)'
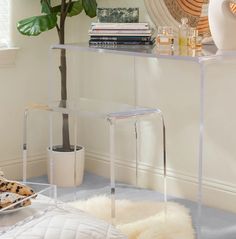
top-left (69, 195), bottom-right (195, 239)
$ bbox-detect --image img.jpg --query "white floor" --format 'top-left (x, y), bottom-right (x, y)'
top-left (31, 172), bottom-right (236, 239)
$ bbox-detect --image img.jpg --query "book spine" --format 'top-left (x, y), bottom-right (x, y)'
top-left (89, 29), bottom-right (152, 34)
top-left (90, 36), bottom-right (151, 42)
top-left (91, 22), bottom-right (148, 25)
top-left (89, 33), bottom-right (152, 37)
top-left (89, 40), bottom-right (154, 46)
top-left (91, 22), bottom-right (149, 29)
top-left (92, 27), bottom-right (149, 30)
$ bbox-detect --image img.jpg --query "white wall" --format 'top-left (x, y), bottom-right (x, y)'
top-left (0, 0), bottom-right (76, 178)
top-left (0, 1), bottom-right (47, 178)
top-left (0, 0), bottom-right (236, 213)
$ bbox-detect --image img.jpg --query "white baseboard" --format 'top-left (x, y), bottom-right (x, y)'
top-left (85, 150), bottom-right (236, 213)
top-left (1, 150), bottom-right (236, 213)
top-left (0, 154), bottom-right (46, 180)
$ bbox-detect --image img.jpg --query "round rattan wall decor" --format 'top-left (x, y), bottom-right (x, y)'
top-left (230, 2), bottom-right (236, 14)
top-left (144, 0), bottom-right (210, 37)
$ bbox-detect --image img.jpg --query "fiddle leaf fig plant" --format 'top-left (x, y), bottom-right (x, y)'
top-left (17, 0), bottom-right (97, 152)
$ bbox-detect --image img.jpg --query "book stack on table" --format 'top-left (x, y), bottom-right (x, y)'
top-left (88, 23), bottom-right (154, 46)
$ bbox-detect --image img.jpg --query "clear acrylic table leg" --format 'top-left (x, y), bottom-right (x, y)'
top-left (196, 61), bottom-right (205, 239)
top-left (160, 113), bottom-right (167, 204)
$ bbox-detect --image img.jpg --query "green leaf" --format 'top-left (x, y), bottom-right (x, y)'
top-left (51, 1), bottom-right (84, 17)
top-left (82, 0), bottom-right (97, 18)
top-left (41, 0), bottom-right (51, 14)
top-left (68, 1), bottom-right (83, 17)
top-left (17, 14), bottom-right (57, 36)
top-left (51, 4), bottom-right (61, 15)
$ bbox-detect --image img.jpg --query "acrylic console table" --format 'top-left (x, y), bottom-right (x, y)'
top-left (25, 42), bottom-right (236, 238)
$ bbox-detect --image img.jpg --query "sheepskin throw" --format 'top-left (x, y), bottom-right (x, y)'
top-left (69, 195), bottom-right (195, 239)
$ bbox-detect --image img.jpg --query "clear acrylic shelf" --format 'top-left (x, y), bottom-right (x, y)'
top-left (29, 98), bottom-right (161, 121)
top-left (0, 182), bottom-right (57, 236)
top-left (51, 42), bottom-right (218, 62)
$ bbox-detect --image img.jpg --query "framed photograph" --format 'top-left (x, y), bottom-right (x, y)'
top-left (97, 8), bottom-right (139, 23)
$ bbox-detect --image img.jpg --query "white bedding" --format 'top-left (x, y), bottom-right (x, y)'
top-left (0, 204), bottom-right (127, 239)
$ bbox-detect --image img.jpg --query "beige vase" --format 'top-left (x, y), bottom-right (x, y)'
top-left (209, 0), bottom-right (236, 51)
top-left (47, 146), bottom-right (85, 187)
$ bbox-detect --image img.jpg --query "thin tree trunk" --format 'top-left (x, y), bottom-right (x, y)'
top-left (60, 48), bottom-right (70, 151)
top-left (59, 4), bottom-right (71, 151)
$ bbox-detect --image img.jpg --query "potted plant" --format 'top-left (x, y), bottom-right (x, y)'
top-left (17, 0), bottom-right (97, 186)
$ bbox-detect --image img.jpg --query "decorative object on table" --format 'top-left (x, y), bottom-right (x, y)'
top-left (47, 146), bottom-right (85, 187)
top-left (89, 22), bottom-right (154, 46)
top-left (209, 0), bottom-right (236, 51)
top-left (178, 18), bottom-right (189, 47)
top-left (70, 195), bottom-right (195, 239)
top-left (17, 1), bottom-right (97, 187)
top-left (97, 8), bottom-right (139, 23)
top-left (144, 0), bottom-right (211, 38)
top-left (188, 28), bottom-right (202, 50)
top-left (177, 18), bottom-right (203, 51)
top-left (156, 26), bottom-right (174, 49)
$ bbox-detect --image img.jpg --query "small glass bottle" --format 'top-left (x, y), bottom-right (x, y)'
top-left (195, 35), bottom-right (203, 50)
top-left (178, 18), bottom-right (189, 47)
top-left (156, 26), bottom-right (174, 49)
top-left (188, 28), bottom-right (198, 48)
top-left (188, 28), bottom-right (202, 50)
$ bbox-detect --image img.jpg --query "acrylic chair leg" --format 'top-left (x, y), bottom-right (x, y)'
top-left (74, 115), bottom-right (78, 186)
top-left (134, 120), bottom-right (140, 187)
top-left (23, 109), bottom-right (28, 182)
top-left (108, 119), bottom-right (116, 225)
top-left (53, 184), bottom-right (57, 205)
top-left (49, 112), bottom-right (53, 185)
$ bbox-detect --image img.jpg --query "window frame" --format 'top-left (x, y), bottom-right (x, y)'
top-left (0, 0), bottom-right (18, 67)
top-left (0, 0), bottom-right (10, 47)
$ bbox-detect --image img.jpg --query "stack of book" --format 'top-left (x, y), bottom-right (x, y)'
top-left (88, 22), bottom-right (154, 46)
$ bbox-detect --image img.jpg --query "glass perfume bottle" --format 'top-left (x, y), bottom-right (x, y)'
top-left (188, 28), bottom-right (202, 50)
top-left (156, 26), bottom-right (174, 49)
top-left (188, 28), bottom-right (198, 48)
top-left (178, 18), bottom-right (189, 47)
top-left (195, 35), bottom-right (203, 50)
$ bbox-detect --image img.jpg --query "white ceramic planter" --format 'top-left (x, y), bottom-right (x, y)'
top-left (209, 0), bottom-right (236, 51)
top-left (47, 146), bottom-right (85, 187)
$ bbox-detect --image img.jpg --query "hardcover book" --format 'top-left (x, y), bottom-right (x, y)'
top-left (89, 40), bottom-right (154, 46)
top-left (91, 23), bottom-right (149, 30)
top-left (88, 32), bottom-right (153, 37)
top-left (90, 36), bottom-right (152, 42)
top-left (88, 28), bottom-right (153, 37)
